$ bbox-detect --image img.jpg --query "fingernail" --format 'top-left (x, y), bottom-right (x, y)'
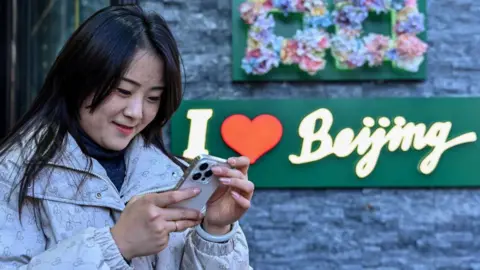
top-left (193, 188), bottom-right (201, 194)
top-left (212, 167), bottom-right (222, 173)
top-left (231, 191), bottom-right (240, 199)
top-left (199, 212), bottom-right (204, 219)
top-left (219, 178), bottom-right (231, 184)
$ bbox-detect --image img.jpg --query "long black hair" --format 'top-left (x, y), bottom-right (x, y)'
top-left (0, 5), bottom-right (186, 217)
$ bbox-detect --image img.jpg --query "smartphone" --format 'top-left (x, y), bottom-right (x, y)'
top-left (167, 154), bottom-right (230, 214)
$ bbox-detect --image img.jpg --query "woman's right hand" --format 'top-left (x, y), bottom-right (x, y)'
top-left (110, 188), bottom-right (203, 260)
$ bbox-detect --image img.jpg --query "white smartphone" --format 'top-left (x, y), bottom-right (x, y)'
top-left (167, 154), bottom-right (230, 214)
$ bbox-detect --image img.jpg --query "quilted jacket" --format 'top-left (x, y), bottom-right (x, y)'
top-left (0, 134), bottom-right (251, 269)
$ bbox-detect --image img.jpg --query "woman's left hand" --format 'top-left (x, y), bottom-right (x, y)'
top-left (202, 156), bottom-right (255, 235)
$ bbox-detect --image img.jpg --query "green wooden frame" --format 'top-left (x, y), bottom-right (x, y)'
top-left (171, 98), bottom-right (480, 188)
top-left (232, 0), bottom-right (428, 82)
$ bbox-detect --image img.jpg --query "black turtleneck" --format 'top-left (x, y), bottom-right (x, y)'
top-left (78, 129), bottom-right (126, 192)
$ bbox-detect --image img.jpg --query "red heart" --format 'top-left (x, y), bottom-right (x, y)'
top-left (221, 114), bottom-right (283, 164)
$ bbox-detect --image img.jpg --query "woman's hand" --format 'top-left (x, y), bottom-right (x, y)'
top-left (203, 156), bottom-right (255, 235)
top-left (111, 188), bottom-right (203, 260)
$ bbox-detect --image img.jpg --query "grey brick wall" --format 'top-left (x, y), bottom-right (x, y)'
top-left (141, 1), bottom-right (480, 269)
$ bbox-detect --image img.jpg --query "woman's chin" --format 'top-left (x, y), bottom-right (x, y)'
top-left (101, 137), bottom-right (132, 151)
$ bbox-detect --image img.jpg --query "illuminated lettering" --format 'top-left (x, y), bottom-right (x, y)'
top-left (289, 108), bottom-right (477, 178)
top-left (183, 109), bottom-right (213, 159)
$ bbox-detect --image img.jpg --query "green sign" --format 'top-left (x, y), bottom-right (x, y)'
top-left (232, 0), bottom-right (428, 81)
top-left (171, 98), bottom-right (480, 188)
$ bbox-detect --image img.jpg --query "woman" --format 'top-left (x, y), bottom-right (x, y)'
top-left (0, 4), bottom-right (254, 270)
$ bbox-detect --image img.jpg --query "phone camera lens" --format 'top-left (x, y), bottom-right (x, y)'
top-left (204, 170), bottom-right (213, 177)
top-left (199, 163), bottom-right (209, 171)
top-left (192, 173), bottom-right (202, 180)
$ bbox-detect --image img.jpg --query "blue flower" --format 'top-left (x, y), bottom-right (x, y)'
top-left (241, 58), bottom-right (256, 74)
top-left (249, 29), bottom-right (275, 45)
top-left (367, 0), bottom-right (390, 14)
top-left (272, 36), bottom-right (285, 53)
top-left (391, 0), bottom-right (405, 10)
top-left (273, 0), bottom-right (296, 15)
top-left (348, 52), bottom-right (366, 67)
top-left (303, 14), bottom-right (333, 28)
top-left (333, 5), bottom-right (368, 30)
top-left (396, 13), bottom-right (425, 34)
top-left (386, 48), bottom-right (398, 61)
top-left (253, 14), bottom-right (275, 31)
top-left (352, 0), bottom-right (368, 7)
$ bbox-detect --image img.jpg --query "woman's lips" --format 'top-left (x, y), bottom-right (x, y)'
top-left (113, 122), bottom-right (134, 136)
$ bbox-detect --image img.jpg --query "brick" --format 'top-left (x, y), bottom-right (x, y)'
top-left (433, 77), bottom-right (470, 93)
top-left (136, 0), bottom-right (480, 268)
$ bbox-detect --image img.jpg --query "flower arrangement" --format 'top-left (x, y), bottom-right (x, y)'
top-left (239, 0), bottom-right (428, 75)
top-left (240, 0), bottom-right (332, 75)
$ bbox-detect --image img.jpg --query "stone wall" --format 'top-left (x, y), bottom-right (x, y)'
top-left (46, 0), bottom-right (480, 269)
top-left (140, 1), bottom-right (480, 269)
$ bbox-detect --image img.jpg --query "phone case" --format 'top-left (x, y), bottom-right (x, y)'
top-left (167, 154), bottom-right (229, 214)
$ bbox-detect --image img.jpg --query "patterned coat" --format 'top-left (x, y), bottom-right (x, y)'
top-left (0, 135), bottom-right (251, 269)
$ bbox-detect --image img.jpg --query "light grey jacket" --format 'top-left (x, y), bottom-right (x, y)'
top-left (0, 134), bottom-right (251, 269)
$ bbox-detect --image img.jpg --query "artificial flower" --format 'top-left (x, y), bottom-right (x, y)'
top-left (405, 0), bottom-right (417, 8)
top-left (242, 47), bottom-right (281, 74)
top-left (385, 48), bottom-right (398, 61)
top-left (294, 28), bottom-right (330, 51)
top-left (333, 0), bottom-right (369, 7)
top-left (272, 0), bottom-right (298, 14)
top-left (280, 28), bottom-right (330, 73)
top-left (280, 39), bottom-right (301, 64)
top-left (391, 0), bottom-right (405, 10)
top-left (330, 34), bottom-right (366, 68)
top-left (395, 9), bottom-right (425, 35)
top-left (390, 34), bottom-right (427, 72)
top-left (303, 14), bottom-right (332, 28)
top-left (299, 55), bottom-right (327, 75)
top-left (332, 4), bottom-right (369, 30)
top-left (336, 26), bottom-right (362, 38)
top-left (239, 2), bottom-right (266, 25)
top-left (239, 0), bottom-right (427, 75)
top-left (249, 0), bottom-right (274, 8)
top-left (271, 35), bottom-right (286, 53)
top-left (346, 51), bottom-right (367, 68)
top-left (248, 14), bottom-right (276, 45)
top-left (394, 55), bottom-right (424, 72)
top-left (352, 0), bottom-right (368, 6)
top-left (363, 33), bottom-right (390, 66)
top-left (396, 34), bottom-right (427, 58)
top-left (365, 0), bottom-right (391, 14)
top-left (304, 0), bottom-right (329, 15)
top-left (294, 0), bottom-right (306, 11)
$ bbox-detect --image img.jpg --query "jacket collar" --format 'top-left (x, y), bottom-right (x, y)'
top-left (27, 134), bottom-right (184, 210)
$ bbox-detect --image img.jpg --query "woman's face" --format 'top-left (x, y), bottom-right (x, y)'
top-left (79, 50), bottom-right (164, 151)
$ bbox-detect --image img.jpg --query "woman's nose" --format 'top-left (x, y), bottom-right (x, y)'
top-left (124, 98), bottom-right (143, 119)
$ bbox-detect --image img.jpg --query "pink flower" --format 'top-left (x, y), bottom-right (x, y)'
top-left (281, 40), bottom-right (301, 64)
top-left (247, 48), bottom-right (262, 58)
top-left (239, 2), bottom-right (265, 24)
top-left (299, 56), bottom-right (325, 75)
top-left (317, 36), bottom-right (329, 49)
top-left (396, 34), bottom-right (427, 58)
top-left (295, 0), bottom-right (306, 11)
top-left (405, 0), bottom-right (417, 8)
top-left (364, 34), bottom-right (389, 53)
top-left (263, 0), bottom-right (274, 9)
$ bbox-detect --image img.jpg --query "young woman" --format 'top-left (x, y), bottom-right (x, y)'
top-left (0, 4), bottom-right (254, 270)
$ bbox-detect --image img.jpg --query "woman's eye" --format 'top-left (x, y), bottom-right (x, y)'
top-left (148, 96), bottom-right (161, 102)
top-left (116, 88), bottom-right (131, 96)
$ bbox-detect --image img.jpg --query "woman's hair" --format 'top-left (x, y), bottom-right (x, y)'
top-left (0, 4), bottom-right (186, 217)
